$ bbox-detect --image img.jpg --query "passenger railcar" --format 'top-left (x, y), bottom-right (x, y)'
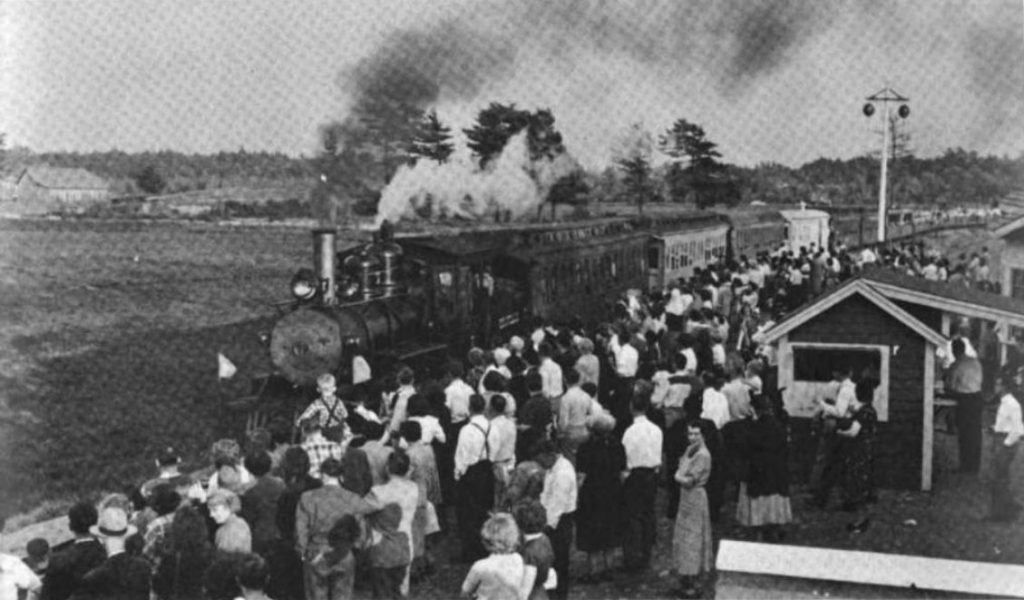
top-left (645, 212), bottom-right (730, 289)
top-left (728, 210), bottom-right (788, 261)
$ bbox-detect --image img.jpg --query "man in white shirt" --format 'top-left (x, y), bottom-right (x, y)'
top-left (454, 394), bottom-right (502, 562)
top-left (988, 375), bottom-right (1024, 521)
top-left (700, 372), bottom-right (730, 430)
top-left (811, 366), bottom-right (854, 508)
top-left (536, 441), bottom-right (577, 600)
top-left (608, 329), bottom-right (639, 434)
top-left (445, 361), bottom-right (475, 426)
top-left (538, 342), bottom-right (565, 401)
top-left (620, 394), bottom-right (662, 572)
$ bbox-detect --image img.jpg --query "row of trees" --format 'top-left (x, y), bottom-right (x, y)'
top-left (3, 110), bottom-right (1022, 215)
top-left (0, 144), bottom-right (313, 196)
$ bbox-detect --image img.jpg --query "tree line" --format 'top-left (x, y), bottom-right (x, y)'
top-left (2, 110), bottom-right (1022, 216)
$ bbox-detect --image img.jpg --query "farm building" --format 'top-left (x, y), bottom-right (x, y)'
top-left (765, 269), bottom-right (1024, 491)
top-left (8, 166), bottom-right (109, 213)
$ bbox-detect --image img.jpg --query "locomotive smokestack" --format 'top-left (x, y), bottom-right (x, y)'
top-left (312, 228), bottom-right (337, 305)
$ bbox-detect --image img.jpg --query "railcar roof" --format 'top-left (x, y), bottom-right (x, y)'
top-left (727, 210), bottom-right (787, 226)
top-left (779, 209), bottom-right (831, 220)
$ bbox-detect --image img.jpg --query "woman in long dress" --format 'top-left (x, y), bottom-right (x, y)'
top-left (839, 380), bottom-right (878, 512)
top-left (735, 395), bottom-right (792, 542)
top-left (574, 412), bottom-right (625, 581)
top-left (671, 420), bottom-right (714, 598)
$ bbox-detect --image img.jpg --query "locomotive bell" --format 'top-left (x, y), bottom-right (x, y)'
top-left (862, 103), bottom-right (875, 117)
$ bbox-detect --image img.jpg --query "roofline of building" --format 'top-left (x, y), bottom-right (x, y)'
top-left (993, 214), bottom-right (1024, 239)
top-left (763, 279), bottom-right (946, 346)
top-left (866, 280), bottom-right (1024, 329)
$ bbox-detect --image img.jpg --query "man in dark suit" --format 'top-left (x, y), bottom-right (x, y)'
top-left (70, 506), bottom-right (149, 600)
top-left (42, 502), bottom-right (106, 600)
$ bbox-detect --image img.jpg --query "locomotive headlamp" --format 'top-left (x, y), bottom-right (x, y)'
top-left (290, 268), bottom-right (317, 300)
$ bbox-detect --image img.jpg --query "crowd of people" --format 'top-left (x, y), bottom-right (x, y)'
top-left (2, 240), bottom-right (1022, 600)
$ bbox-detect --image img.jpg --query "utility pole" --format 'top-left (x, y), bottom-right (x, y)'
top-left (863, 88), bottom-right (910, 243)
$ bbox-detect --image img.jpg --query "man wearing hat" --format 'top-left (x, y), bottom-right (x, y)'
top-left (74, 506), bottom-right (150, 599)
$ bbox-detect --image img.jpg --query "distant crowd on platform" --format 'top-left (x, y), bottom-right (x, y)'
top-left (2, 239), bottom-right (1021, 600)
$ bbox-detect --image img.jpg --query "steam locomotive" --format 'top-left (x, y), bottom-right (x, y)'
top-left (268, 217), bottom-right (649, 388)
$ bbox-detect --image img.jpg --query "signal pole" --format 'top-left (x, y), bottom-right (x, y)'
top-left (863, 88), bottom-right (910, 243)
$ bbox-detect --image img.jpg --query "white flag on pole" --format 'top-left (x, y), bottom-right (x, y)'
top-left (217, 352), bottom-right (238, 380)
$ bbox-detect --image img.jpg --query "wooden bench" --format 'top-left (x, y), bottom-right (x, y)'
top-left (716, 540), bottom-right (1024, 598)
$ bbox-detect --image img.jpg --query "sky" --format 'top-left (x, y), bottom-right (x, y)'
top-left (1, 0), bottom-right (1022, 169)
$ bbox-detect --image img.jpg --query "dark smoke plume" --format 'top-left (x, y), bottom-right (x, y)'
top-left (327, 0), bottom-right (1023, 169)
top-left (341, 18), bottom-right (517, 114)
top-left (339, 0), bottom-right (835, 119)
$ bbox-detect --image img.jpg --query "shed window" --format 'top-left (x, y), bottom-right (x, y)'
top-left (793, 347), bottom-right (881, 383)
top-left (785, 343), bottom-right (889, 421)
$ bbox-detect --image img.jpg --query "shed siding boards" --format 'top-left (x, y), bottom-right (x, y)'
top-left (788, 294), bottom-right (925, 490)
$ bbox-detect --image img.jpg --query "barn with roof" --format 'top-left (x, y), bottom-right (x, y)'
top-left (13, 166), bottom-right (109, 212)
top-left (763, 268), bottom-right (1024, 491)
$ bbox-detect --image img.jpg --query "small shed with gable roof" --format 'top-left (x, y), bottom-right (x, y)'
top-left (763, 276), bottom-right (946, 491)
top-left (765, 268), bottom-right (1024, 491)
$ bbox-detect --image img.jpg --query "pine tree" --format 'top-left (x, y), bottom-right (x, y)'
top-left (659, 119), bottom-right (725, 207)
top-left (408, 110), bottom-right (454, 164)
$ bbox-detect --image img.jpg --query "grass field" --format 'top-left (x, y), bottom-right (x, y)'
top-left (1, 217), bottom-right (1022, 593)
top-left (0, 218), bottom-right (331, 516)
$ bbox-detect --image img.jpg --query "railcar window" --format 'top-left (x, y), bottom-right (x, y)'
top-left (648, 247), bottom-right (660, 270)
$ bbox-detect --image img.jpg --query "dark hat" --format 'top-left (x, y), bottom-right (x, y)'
top-left (320, 457), bottom-right (344, 478)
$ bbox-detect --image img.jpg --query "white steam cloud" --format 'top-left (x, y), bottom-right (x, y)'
top-left (375, 132), bottom-right (578, 225)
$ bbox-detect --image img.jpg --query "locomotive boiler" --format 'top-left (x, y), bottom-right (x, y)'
top-left (269, 224), bottom-right (442, 387)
